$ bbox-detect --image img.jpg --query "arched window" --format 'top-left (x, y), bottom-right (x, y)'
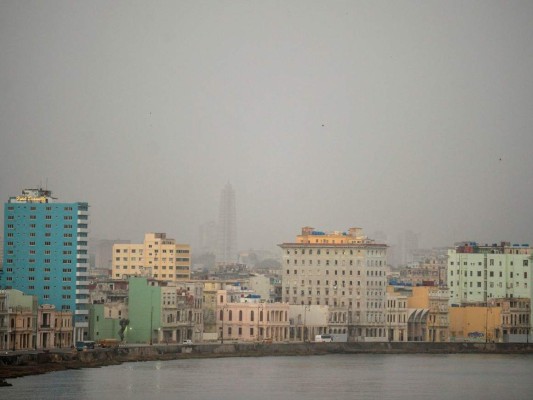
top-left (219, 310), bottom-right (223, 321)
top-left (251, 311), bottom-right (254, 322)
top-left (229, 310), bottom-right (233, 321)
top-left (260, 310), bottom-right (263, 322)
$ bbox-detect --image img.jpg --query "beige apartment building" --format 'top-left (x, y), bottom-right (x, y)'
top-left (112, 233), bottom-right (190, 282)
top-left (280, 227), bottom-right (388, 342)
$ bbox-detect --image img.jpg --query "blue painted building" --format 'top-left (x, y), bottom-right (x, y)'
top-left (1, 188), bottom-right (90, 341)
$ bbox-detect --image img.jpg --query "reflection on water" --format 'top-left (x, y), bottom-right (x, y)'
top-left (3, 354), bottom-right (533, 400)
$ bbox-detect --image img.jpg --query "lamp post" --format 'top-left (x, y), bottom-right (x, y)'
top-left (150, 290), bottom-right (154, 346)
top-left (303, 305), bottom-right (310, 342)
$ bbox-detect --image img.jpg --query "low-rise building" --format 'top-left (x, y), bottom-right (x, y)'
top-left (408, 286), bottom-right (449, 342)
top-left (37, 304), bottom-right (73, 349)
top-left (449, 298), bottom-right (531, 343)
top-left (385, 291), bottom-right (408, 342)
top-left (1, 289), bottom-right (37, 351)
top-left (216, 290), bottom-right (289, 342)
top-left (288, 304), bottom-right (329, 341)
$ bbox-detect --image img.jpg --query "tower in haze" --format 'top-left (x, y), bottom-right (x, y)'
top-left (216, 183), bottom-right (237, 265)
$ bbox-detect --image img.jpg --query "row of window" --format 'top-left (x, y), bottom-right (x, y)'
top-left (450, 270), bottom-right (528, 278)
top-left (219, 309), bottom-right (288, 322)
top-left (115, 248), bottom-right (189, 254)
top-left (286, 259), bottom-right (384, 267)
top-left (286, 249), bottom-right (385, 256)
top-left (450, 260), bottom-right (528, 266)
top-left (450, 281), bottom-right (528, 289)
top-left (118, 265), bottom-right (188, 271)
top-left (286, 269), bottom-right (385, 277)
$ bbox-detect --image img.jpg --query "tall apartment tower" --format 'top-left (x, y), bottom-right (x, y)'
top-left (216, 183), bottom-right (237, 265)
top-left (1, 188), bottom-right (90, 341)
top-left (112, 233), bottom-right (191, 282)
top-left (280, 227), bottom-right (388, 342)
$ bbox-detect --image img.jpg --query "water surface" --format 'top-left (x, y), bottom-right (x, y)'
top-left (4, 354), bottom-right (532, 400)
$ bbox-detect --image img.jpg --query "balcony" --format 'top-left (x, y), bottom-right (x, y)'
top-left (75, 289), bottom-right (90, 295)
top-left (75, 309), bottom-right (89, 315)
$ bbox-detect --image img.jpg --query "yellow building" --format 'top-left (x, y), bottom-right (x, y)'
top-left (407, 286), bottom-right (449, 342)
top-left (449, 306), bottom-right (501, 342)
top-left (112, 233), bottom-right (190, 282)
top-left (449, 298), bottom-right (531, 343)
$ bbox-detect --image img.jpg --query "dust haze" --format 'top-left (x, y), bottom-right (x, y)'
top-left (1, 1), bottom-right (532, 254)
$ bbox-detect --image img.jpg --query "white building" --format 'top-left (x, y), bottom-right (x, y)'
top-left (280, 227), bottom-right (388, 342)
top-left (447, 241), bottom-right (532, 305)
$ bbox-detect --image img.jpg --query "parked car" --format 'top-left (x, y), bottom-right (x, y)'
top-left (75, 341), bottom-right (96, 351)
top-left (182, 339), bottom-right (193, 345)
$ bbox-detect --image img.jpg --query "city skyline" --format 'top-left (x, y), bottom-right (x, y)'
top-left (1, 2), bottom-right (533, 252)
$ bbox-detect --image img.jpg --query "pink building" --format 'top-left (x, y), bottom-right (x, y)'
top-left (216, 290), bottom-right (289, 342)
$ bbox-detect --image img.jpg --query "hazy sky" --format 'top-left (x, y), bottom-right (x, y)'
top-left (1, 1), bottom-right (532, 252)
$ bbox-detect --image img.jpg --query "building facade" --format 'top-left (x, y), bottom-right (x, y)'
top-left (407, 286), bottom-right (449, 342)
top-left (280, 227), bottom-right (388, 342)
top-left (448, 241), bottom-right (533, 340)
top-left (112, 233), bottom-right (191, 282)
top-left (1, 188), bottom-right (90, 342)
top-left (216, 290), bottom-right (289, 342)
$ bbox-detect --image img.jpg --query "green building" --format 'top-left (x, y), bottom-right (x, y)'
top-left (125, 277), bottom-right (161, 344)
top-left (88, 303), bottom-right (123, 341)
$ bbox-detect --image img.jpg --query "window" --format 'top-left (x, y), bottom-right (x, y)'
top-left (239, 310), bottom-right (243, 321)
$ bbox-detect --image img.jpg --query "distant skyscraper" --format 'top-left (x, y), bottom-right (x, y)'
top-left (1, 188), bottom-right (90, 341)
top-left (395, 230), bottom-right (419, 266)
top-left (216, 183), bottom-right (237, 265)
top-left (198, 220), bottom-right (217, 254)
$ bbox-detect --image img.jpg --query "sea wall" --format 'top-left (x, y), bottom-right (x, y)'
top-left (1, 342), bottom-right (533, 381)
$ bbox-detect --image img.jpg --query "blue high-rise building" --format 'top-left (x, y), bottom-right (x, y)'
top-left (1, 188), bottom-right (90, 341)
